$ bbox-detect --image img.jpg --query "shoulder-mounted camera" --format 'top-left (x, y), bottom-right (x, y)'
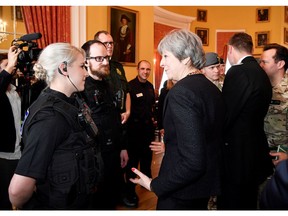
top-left (11, 32), bottom-right (42, 74)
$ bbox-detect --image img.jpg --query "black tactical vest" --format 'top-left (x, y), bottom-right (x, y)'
top-left (21, 90), bottom-right (103, 209)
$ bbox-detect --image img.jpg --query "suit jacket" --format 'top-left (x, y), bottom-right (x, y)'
top-left (0, 70), bottom-right (16, 152)
top-left (151, 74), bottom-right (225, 201)
top-left (221, 56), bottom-right (274, 186)
top-left (260, 159), bottom-right (288, 210)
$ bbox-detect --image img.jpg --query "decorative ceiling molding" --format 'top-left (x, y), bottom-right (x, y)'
top-left (154, 6), bottom-right (195, 29)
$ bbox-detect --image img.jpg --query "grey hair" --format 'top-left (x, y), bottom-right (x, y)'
top-left (157, 29), bottom-right (205, 69)
top-left (33, 43), bottom-right (85, 85)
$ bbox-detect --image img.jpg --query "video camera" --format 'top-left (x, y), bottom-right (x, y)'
top-left (11, 32), bottom-right (42, 74)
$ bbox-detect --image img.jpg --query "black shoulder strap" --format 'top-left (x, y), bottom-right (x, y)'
top-left (74, 93), bottom-right (98, 138)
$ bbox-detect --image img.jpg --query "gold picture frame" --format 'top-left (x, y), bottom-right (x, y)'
top-left (256, 7), bottom-right (270, 23)
top-left (284, 28), bottom-right (288, 45)
top-left (11, 6), bottom-right (23, 21)
top-left (197, 9), bottom-right (207, 22)
top-left (255, 31), bottom-right (270, 48)
top-left (195, 27), bottom-right (209, 46)
top-left (253, 54), bottom-right (262, 64)
top-left (108, 6), bottom-right (138, 66)
top-left (285, 6), bottom-right (288, 24)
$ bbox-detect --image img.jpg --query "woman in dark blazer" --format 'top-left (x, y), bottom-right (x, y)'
top-left (129, 29), bottom-right (225, 210)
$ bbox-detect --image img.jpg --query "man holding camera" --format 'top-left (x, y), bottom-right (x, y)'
top-left (0, 46), bottom-right (21, 209)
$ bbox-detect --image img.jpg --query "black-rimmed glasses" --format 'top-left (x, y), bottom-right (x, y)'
top-left (87, 56), bottom-right (111, 62)
top-left (103, 41), bottom-right (114, 46)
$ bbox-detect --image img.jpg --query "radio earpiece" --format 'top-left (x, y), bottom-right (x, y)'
top-left (58, 61), bottom-right (67, 75)
top-left (63, 61), bottom-right (67, 72)
top-left (58, 68), bottom-right (64, 75)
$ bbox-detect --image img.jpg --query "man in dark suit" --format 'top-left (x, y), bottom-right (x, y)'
top-left (217, 32), bottom-right (274, 210)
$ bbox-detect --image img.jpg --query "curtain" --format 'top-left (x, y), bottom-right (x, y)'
top-left (154, 50), bottom-right (163, 95)
top-left (154, 23), bottom-right (178, 95)
top-left (21, 6), bottom-right (71, 49)
top-left (221, 44), bottom-right (228, 63)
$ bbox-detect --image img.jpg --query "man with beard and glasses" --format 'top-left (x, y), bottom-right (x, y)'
top-left (81, 40), bottom-right (127, 209)
top-left (94, 31), bottom-right (130, 205)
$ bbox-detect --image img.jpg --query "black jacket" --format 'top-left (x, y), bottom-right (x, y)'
top-left (82, 76), bottom-right (123, 152)
top-left (221, 56), bottom-right (274, 185)
top-left (151, 74), bottom-right (225, 201)
top-left (0, 70), bottom-right (16, 152)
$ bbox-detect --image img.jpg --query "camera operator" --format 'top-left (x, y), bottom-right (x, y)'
top-left (12, 33), bottom-right (44, 119)
top-left (0, 45), bottom-right (21, 209)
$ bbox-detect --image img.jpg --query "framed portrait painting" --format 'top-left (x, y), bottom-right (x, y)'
top-left (285, 6), bottom-right (288, 24)
top-left (256, 7), bottom-right (270, 23)
top-left (11, 6), bottom-right (23, 21)
top-left (195, 27), bottom-right (209, 46)
top-left (253, 54), bottom-right (261, 64)
top-left (284, 28), bottom-right (288, 45)
top-left (108, 6), bottom-right (138, 66)
top-left (216, 30), bottom-right (245, 56)
top-left (255, 31), bottom-right (270, 48)
top-left (197, 9), bottom-right (207, 22)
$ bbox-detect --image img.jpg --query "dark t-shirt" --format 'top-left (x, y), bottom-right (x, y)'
top-left (128, 76), bottom-right (155, 123)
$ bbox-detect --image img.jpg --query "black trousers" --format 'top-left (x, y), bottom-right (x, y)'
top-left (125, 121), bottom-right (154, 194)
top-left (217, 182), bottom-right (259, 210)
top-left (0, 158), bottom-right (19, 210)
top-left (157, 196), bottom-right (209, 210)
top-left (90, 150), bottom-right (123, 210)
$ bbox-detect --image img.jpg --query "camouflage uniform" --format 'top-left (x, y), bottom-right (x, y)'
top-left (208, 75), bottom-right (224, 210)
top-left (264, 73), bottom-right (288, 152)
top-left (212, 75), bottom-right (224, 91)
